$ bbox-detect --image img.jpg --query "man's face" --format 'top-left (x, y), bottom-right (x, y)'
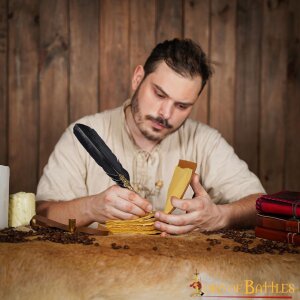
top-left (131, 62), bottom-right (202, 142)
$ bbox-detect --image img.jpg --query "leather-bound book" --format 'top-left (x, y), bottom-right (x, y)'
top-left (255, 226), bottom-right (300, 245)
top-left (256, 191), bottom-right (300, 218)
top-left (256, 214), bottom-right (300, 233)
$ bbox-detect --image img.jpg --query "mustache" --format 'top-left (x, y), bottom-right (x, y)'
top-left (145, 115), bottom-right (173, 129)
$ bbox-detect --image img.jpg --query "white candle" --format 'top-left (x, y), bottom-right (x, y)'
top-left (0, 165), bottom-right (10, 229)
top-left (9, 192), bottom-right (36, 227)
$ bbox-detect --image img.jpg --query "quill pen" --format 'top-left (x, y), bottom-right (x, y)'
top-left (73, 123), bottom-right (135, 192)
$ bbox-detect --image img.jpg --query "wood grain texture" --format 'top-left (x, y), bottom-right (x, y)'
top-left (8, 0), bottom-right (39, 193)
top-left (234, 0), bottom-right (262, 174)
top-left (260, 0), bottom-right (288, 193)
top-left (70, 0), bottom-right (99, 122)
top-left (285, 0), bottom-right (300, 190)
top-left (184, 0), bottom-right (210, 124)
top-left (0, 0), bottom-right (8, 166)
top-left (129, 0), bottom-right (156, 91)
top-left (209, 0), bottom-right (236, 145)
top-left (39, 0), bottom-right (69, 176)
top-left (2, 0), bottom-right (300, 194)
top-left (99, 0), bottom-right (130, 110)
top-left (156, 0), bottom-right (183, 43)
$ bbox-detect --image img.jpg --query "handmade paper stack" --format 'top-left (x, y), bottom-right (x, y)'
top-left (105, 160), bottom-right (197, 234)
top-left (255, 191), bottom-right (300, 245)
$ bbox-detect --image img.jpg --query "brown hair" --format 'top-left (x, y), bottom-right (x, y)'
top-left (143, 38), bottom-right (212, 94)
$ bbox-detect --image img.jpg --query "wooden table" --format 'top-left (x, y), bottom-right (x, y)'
top-left (0, 231), bottom-right (299, 300)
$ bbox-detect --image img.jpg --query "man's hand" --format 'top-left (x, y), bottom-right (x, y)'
top-left (90, 185), bottom-right (153, 223)
top-left (37, 185), bottom-right (152, 227)
top-left (154, 174), bottom-right (226, 234)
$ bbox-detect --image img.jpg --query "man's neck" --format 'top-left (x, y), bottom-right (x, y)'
top-left (125, 105), bottom-right (158, 153)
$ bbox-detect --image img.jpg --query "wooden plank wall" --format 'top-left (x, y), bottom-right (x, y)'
top-left (0, 0), bottom-right (299, 195)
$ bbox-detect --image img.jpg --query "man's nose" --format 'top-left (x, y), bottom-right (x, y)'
top-left (158, 100), bottom-right (173, 120)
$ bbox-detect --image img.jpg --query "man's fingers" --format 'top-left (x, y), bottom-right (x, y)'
top-left (116, 186), bottom-right (152, 212)
top-left (190, 174), bottom-right (208, 197)
top-left (155, 210), bottom-right (198, 226)
top-left (108, 206), bottom-right (137, 220)
top-left (171, 197), bottom-right (204, 212)
top-left (109, 193), bottom-right (148, 217)
top-left (160, 232), bottom-right (170, 237)
top-left (154, 221), bottom-right (194, 235)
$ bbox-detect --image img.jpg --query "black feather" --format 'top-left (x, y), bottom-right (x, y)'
top-left (73, 123), bottom-right (134, 190)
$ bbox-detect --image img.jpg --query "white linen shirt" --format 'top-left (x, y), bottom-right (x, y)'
top-left (37, 100), bottom-right (265, 211)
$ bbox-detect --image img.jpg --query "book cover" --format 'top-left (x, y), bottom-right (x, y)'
top-left (256, 191), bottom-right (300, 218)
top-left (255, 226), bottom-right (300, 245)
top-left (256, 214), bottom-right (300, 233)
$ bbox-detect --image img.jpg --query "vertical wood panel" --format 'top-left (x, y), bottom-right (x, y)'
top-left (70, 0), bottom-right (99, 122)
top-left (99, 0), bottom-right (130, 110)
top-left (184, 0), bottom-right (210, 124)
top-left (156, 0), bottom-right (183, 43)
top-left (130, 0), bottom-right (156, 86)
top-left (2, 0), bottom-right (300, 193)
top-left (234, 0), bottom-right (262, 174)
top-left (0, 0), bottom-right (8, 166)
top-left (210, 0), bottom-right (236, 145)
top-left (8, 0), bottom-right (39, 193)
top-left (260, 0), bottom-right (288, 193)
top-left (285, 0), bottom-right (300, 190)
top-left (39, 0), bottom-right (69, 176)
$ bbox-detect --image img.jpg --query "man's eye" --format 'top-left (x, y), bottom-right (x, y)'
top-left (156, 93), bottom-right (165, 98)
top-left (177, 104), bottom-right (188, 110)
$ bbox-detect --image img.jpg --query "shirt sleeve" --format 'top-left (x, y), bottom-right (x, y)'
top-left (199, 129), bottom-right (266, 204)
top-left (36, 124), bottom-right (88, 201)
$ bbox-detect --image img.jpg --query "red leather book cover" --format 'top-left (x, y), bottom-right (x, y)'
top-left (255, 226), bottom-right (300, 245)
top-left (256, 191), bottom-right (300, 218)
top-left (256, 214), bottom-right (300, 233)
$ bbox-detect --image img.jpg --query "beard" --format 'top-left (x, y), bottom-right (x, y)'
top-left (130, 84), bottom-right (177, 142)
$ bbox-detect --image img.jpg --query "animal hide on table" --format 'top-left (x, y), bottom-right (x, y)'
top-left (0, 232), bottom-right (299, 300)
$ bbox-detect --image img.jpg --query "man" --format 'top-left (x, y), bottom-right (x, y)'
top-left (37, 38), bottom-right (265, 234)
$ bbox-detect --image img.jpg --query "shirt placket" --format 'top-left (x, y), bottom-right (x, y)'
top-left (132, 149), bottom-right (162, 209)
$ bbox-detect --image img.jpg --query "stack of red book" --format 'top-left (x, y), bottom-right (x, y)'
top-left (255, 191), bottom-right (300, 245)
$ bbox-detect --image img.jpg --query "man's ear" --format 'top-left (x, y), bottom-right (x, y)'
top-left (132, 65), bottom-right (145, 91)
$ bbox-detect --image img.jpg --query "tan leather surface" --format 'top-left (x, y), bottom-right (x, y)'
top-left (0, 232), bottom-right (299, 300)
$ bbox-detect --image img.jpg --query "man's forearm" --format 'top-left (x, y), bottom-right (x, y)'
top-left (36, 195), bottom-right (96, 227)
top-left (221, 193), bottom-right (264, 228)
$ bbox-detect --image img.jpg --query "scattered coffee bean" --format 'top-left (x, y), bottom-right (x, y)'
top-left (110, 243), bottom-right (124, 250)
top-left (0, 226), bottom-right (97, 246)
top-left (233, 246), bottom-right (241, 252)
top-left (111, 243), bottom-right (119, 249)
top-left (153, 246), bottom-right (158, 251)
top-left (123, 245), bottom-right (130, 249)
top-left (203, 229), bottom-right (300, 255)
